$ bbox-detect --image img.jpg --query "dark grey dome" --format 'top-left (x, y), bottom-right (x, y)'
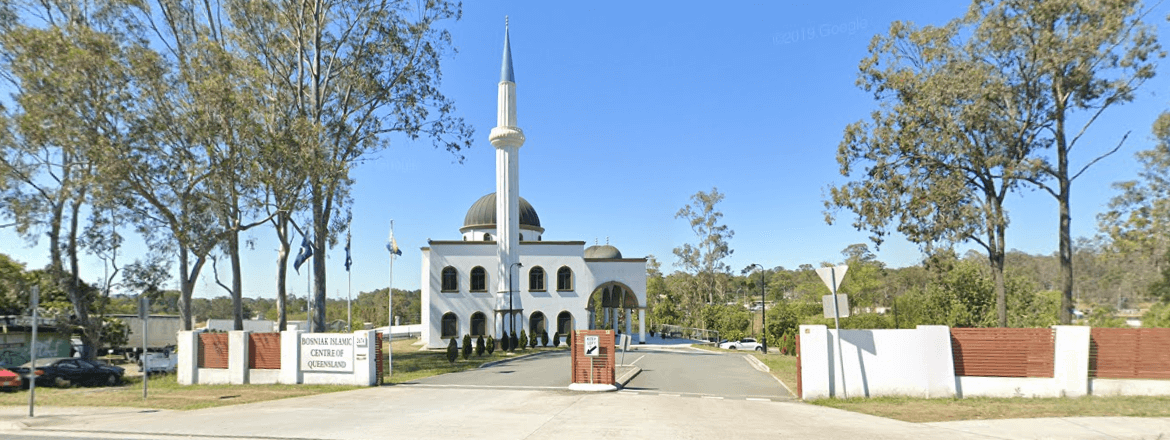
top-left (584, 244), bottom-right (622, 259)
top-left (463, 193), bottom-right (541, 229)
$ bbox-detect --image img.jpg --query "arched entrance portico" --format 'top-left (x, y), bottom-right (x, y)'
top-left (586, 282), bottom-right (647, 344)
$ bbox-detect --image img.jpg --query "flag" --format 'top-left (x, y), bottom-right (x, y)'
top-left (293, 234), bottom-right (313, 274)
top-left (344, 230), bottom-right (352, 272)
top-left (386, 223), bottom-right (402, 256)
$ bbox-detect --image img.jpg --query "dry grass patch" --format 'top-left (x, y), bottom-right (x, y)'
top-left (751, 353), bottom-right (797, 392)
top-left (0, 374), bottom-right (359, 411)
top-left (812, 395), bottom-right (1170, 423)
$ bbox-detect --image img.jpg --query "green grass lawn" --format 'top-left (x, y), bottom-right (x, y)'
top-left (0, 373), bottom-right (360, 411)
top-left (385, 338), bottom-right (566, 384)
top-left (811, 395), bottom-right (1170, 423)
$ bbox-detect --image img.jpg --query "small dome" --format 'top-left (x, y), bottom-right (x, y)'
top-left (463, 193), bottom-right (541, 229)
top-left (584, 244), bottom-right (622, 259)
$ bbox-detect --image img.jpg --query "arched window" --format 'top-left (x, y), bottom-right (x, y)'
top-left (441, 267), bottom-right (458, 292)
top-left (529, 266), bottom-right (545, 291)
top-left (483, 233), bottom-right (492, 241)
top-left (529, 312), bottom-right (547, 335)
top-left (470, 312), bottom-right (487, 337)
top-left (470, 266), bottom-right (487, 292)
top-left (441, 312), bottom-right (458, 338)
top-left (557, 311), bottom-right (574, 335)
top-left (556, 266), bottom-right (573, 291)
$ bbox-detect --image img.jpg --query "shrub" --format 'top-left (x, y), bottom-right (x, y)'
top-left (541, 330), bottom-right (549, 347)
top-left (461, 334), bottom-right (472, 360)
top-left (530, 331), bottom-right (539, 348)
top-left (476, 335), bottom-right (486, 357)
top-left (446, 338), bottom-right (458, 363)
top-left (552, 333), bottom-right (561, 347)
top-left (566, 332), bottom-right (573, 350)
top-left (510, 331), bottom-right (519, 351)
top-left (519, 330), bottom-right (529, 350)
top-left (486, 335), bottom-right (496, 355)
top-left (501, 332), bottom-right (510, 352)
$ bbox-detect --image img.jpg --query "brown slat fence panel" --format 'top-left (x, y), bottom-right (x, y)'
top-left (796, 331), bottom-right (803, 398)
top-left (199, 333), bottom-right (229, 369)
top-left (951, 328), bottom-right (1054, 378)
top-left (248, 333), bottom-right (282, 370)
top-left (1090, 328), bottom-right (1170, 379)
top-left (375, 333), bottom-right (384, 385)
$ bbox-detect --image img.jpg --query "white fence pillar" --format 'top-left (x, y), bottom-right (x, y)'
top-left (177, 331), bottom-right (198, 385)
top-left (917, 325), bottom-right (956, 398)
top-left (279, 330), bottom-right (301, 384)
top-left (228, 331), bottom-right (250, 384)
top-left (798, 325), bottom-right (830, 399)
top-left (1053, 325), bottom-right (1091, 397)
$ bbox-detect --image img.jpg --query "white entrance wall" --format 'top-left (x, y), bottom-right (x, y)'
top-left (798, 325), bottom-right (1170, 399)
top-left (177, 330), bottom-right (379, 386)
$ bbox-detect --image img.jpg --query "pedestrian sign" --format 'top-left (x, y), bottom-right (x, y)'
top-left (584, 335), bottom-right (599, 357)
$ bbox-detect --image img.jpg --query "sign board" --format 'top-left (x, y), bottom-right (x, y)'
top-left (815, 265), bottom-right (848, 293)
top-left (300, 334), bottom-right (355, 372)
top-left (620, 334), bottom-right (631, 351)
top-left (822, 294), bottom-right (851, 318)
top-left (584, 335), bottom-right (600, 357)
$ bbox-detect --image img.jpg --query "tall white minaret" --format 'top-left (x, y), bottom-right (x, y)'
top-left (490, 18), bottom-right (525, 337)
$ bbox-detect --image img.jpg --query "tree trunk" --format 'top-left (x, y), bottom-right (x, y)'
top-left (67, 196), bottom-right (98, 359)
top-left (229, 229), bottom-right (244, 331)
top-left (276, 215), bottom-right (291, 331)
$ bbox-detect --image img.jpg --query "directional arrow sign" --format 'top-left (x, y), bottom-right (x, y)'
top-left (815, 265), bottom-right (848, 293)
top-left (584, 335), bottom-right (599, 357)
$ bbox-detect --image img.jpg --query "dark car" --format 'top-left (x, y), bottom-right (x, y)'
top-left (14, 357), bottom-right (124, 388)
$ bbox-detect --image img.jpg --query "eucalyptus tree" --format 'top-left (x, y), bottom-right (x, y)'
top-left (224, 0), bottom-right (473, 331)
top-left (826, 17), bottom-right (1039, 327)
top-left (1101, 114), bottom-right (1170, 302)
top-left (971, 0), bottom-right (1160, 324)
top-left (673, 187), bottom-right (734, 328)
top-left (0, 0), bottom-right (140, 355)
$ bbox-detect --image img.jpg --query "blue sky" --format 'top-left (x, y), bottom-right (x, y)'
top-left (3, 1), bottom-right (1170, 299)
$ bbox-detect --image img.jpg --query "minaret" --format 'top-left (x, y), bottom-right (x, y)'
top-left (490, 18), bottom-right (525, 338)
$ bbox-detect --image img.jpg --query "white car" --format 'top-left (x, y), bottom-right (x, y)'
top-left (719, 338), bottom-right (763, 351)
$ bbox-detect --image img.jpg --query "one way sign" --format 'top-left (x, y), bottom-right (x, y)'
top-left (584, 335), bottom-right (599, 357)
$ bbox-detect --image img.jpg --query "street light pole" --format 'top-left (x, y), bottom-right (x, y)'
top-left (743, 264), bottom-right (768, 354)
top-left (509, 262), bottom-right (523, 352)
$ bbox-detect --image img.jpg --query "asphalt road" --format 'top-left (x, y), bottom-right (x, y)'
top-left (622, 348), bottom-right (793, 400)
top-left (404, 346), bottom-right (793, 400)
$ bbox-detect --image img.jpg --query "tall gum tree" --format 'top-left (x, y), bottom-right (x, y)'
top-left (225, 0), bottom-right (473, 330)
top-left (673, 187), bottom-right (734, 328)
top-left (968, 0), bottom-right (1162, 323)
top-left (0, 1), bottom-right (139, 355)
top-left (826, 18), bottom-right (1040, 327)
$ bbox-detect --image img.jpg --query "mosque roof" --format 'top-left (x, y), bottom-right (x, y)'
top-left (462, 193), bottom-right (541, 230)
top-left (584, 244), bottom-right (623, 259)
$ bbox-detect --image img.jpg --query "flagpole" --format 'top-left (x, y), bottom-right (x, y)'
top-left (347, 219), bottom-right (352, 332)
top-left (387, 220), bottom-right (395, 377)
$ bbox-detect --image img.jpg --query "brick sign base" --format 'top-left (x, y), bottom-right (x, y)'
top-left (569, 330), bottom-right (617, 392)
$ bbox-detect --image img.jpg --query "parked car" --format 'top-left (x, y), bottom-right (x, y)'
top-left (138, 350), bottom-right (178, 375)
top-left (718, 337), bottom-right (763, 351)
top-left (0, 368), bottom-right (20, 391)
top-left (13, 357), bottom-right (124, 388)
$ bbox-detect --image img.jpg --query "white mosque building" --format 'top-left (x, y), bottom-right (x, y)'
top-left (420, 21), bottom-right (647, 349)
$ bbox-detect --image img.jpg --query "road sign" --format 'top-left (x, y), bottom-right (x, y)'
top-left (815, 265), bottom-right (848, 293)
top-left (584, 335), bottom-right (599, 357)
top-left (822, 294), bottom-right (851, 318)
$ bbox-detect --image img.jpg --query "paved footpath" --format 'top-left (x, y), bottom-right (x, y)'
top-left (1, 386), bottom-right (1169, 440)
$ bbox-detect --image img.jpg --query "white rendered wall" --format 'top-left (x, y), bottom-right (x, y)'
top-left (1090, 379), bottom-right (1170, 396)
top-left (799, 325), bottom-right (955, 399)
top-left (422, 242), bottom-right (647, 349)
